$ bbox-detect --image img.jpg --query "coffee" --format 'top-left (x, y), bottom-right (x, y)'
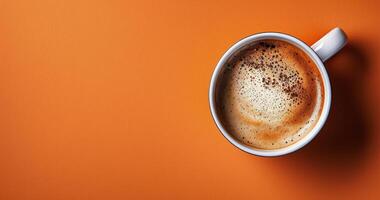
top-left (215, 40), bottom-right (324, 150)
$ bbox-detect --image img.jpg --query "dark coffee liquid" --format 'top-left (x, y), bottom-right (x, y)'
top-left (215, 40), bottom-right (324, 149)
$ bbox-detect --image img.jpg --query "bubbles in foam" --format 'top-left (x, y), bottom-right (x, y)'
top-left (217, 40), bottom-right (324, 150)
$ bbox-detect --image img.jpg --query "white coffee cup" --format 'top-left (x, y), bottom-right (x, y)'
top-left (209, 28), bottom-right (347, 157)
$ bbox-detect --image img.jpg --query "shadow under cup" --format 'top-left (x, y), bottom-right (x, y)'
top-left (209, 32), bottom-right (332, 157)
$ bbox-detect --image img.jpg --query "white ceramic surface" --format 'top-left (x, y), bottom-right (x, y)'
top-left (209, 28), bottom-right (347, 157)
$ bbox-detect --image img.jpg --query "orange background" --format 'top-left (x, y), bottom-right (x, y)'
top-left (1, 0), bottom-right (380, 199)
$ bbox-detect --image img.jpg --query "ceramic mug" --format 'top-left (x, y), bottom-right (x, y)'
top-left (209, 28), bottom-right (347, 156)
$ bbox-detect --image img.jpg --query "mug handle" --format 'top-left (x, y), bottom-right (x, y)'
top-left (311, 27), bottom-right (348, 62)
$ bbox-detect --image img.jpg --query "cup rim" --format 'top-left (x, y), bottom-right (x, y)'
top-left (209, 32), bottom-right (332, 157)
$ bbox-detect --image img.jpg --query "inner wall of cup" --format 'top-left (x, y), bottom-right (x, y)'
top-left (211, 34), bottom-right (331, 154)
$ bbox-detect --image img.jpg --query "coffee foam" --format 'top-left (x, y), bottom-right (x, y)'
top-left (216, 40), bottom-right (324, 150)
